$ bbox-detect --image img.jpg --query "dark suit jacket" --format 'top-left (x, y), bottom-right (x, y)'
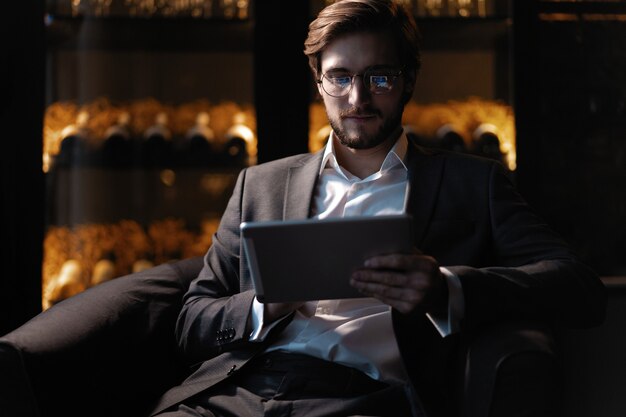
top-left (150, 141), bottom-right (606, 415)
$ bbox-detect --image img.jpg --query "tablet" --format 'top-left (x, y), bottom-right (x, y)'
top-left (240, 214), bottom-right (414, 302)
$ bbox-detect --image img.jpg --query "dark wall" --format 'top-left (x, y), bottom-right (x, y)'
top-left (254, 0), bottom-right (311, 163)
top-left (0, 2), bottom-right (45, 334)
top-left (513, 0), bottom-right (626, 275)
top-left (559, 283), bottom-right (626, 417)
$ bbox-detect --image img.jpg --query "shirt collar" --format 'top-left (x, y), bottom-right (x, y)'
top-left (319, 130), bottom-right (409, 177)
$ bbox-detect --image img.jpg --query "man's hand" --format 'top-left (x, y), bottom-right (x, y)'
top-left (263, 302), bottom-right (305, 323)
top-left (350, 249), bottom-right (448, 315)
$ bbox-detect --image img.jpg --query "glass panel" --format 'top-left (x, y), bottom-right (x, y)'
top-left (42, 0), bottom-right (255, 309)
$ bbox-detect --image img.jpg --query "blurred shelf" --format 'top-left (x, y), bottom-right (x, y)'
top-left (46, 167), bottom-right (242, 227)
top-left (538, 1), bottom-right (626, 15)
top-left (415, 16), bottom-right (511, 50)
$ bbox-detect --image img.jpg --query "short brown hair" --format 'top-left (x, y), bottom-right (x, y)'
top-left (304, 0), bottom-right (421, 80)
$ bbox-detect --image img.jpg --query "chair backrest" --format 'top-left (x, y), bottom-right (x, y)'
top-left (0, 256), bottom-right (204, 417)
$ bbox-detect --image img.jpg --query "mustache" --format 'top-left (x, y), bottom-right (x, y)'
top-left (339, 107), bottom-right (381, 118)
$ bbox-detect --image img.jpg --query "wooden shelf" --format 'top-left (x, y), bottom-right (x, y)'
top-left (538, 1), bottom-right (626, 15)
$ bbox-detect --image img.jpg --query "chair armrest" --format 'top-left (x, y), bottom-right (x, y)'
top-left (1, 256), bottom-right (203, 417)
top-left (462, 321), bottom-right (556, 417)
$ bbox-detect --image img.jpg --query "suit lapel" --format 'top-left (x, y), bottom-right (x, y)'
top-left (253, 145), bottom-right (444, 364)
top-left (283, 151), bottom-right (324, 220)
top-left (406, 143), bottom-right (445, 248)
top-left (279, 143), bottom-right (444, 243)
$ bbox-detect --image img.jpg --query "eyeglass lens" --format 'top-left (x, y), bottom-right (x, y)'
top-left (321, 69), bottom-right (401, 97)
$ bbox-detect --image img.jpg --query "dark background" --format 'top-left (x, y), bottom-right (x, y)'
top-left (2, 0), bottom-right (625, 332)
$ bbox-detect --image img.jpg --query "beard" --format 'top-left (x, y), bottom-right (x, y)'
top-left (328, 103), bottom-right (404, 150)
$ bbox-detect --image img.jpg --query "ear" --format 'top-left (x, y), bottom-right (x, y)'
top-left (316, 80), bottom-right (324, 97)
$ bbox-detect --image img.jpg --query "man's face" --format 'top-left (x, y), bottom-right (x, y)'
top-left (318, 31), bottom-right (410, 150)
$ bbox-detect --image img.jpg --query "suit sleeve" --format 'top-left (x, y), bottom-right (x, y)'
top-left (174, 169), bottom-right (258, 365)
top-left (447, 163), bottom-right (607, 331)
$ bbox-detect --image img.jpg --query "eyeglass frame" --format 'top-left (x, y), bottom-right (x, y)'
top-left (317, 66), bottom-right (405, 98)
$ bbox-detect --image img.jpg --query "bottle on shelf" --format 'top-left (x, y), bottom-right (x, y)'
top-left (219, 0), bottom-right (237, 19)
top-left (223, 112), bottom-right (255, 166)
top-left (101, 111), bottom-right (133, 168)
top-left (143, 112), bottom-right (173, 168)
top-left (436, 123), bottom-right (467, 153)
top-left (183, 111), bottom-right (216, 167)
top-left (202, 0), bottom-right (214, 18)
top-left (235, 0), bottom-right (250, 19)
top-left (472, 122), bottom-right (504, 164)
top-left (447, 0), bottom-right (487, 18)
top-left (56, 110), bottom-right (93, 168)
top-left (416, 0), bottom-right (447, 17)
top-left (43, 259), bottom-right (86, 310)
top-left (91, 258), bottom-right (116, 287)
top-left (133, 259), bottom-right (154, 273)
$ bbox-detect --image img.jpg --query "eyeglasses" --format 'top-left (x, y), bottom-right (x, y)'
top-left (318, 67), bottom-right (403, 97)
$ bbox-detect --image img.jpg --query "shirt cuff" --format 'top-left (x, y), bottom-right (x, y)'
top-left (426, 267), bottom-right (465, 337)
top-left (249, 297), bottom-right (288, 341)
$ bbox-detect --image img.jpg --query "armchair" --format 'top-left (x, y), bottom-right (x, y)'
top-left (0, 257), bottom-right (203, 417)
top-left (0, 257), bottom-right (556, 417)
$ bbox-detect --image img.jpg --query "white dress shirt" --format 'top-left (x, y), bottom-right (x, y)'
top-left (250, 132), bottom-right (464, 385)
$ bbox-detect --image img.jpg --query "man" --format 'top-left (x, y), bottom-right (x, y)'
top-left (151, 1), bottom-right (606, 416)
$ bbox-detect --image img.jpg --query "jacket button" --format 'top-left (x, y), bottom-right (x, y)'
top-left (227, 365), bottom-right (237, 376)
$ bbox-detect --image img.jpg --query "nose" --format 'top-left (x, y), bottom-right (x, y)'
top-left (348, 74), bottom-right (371, 106)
